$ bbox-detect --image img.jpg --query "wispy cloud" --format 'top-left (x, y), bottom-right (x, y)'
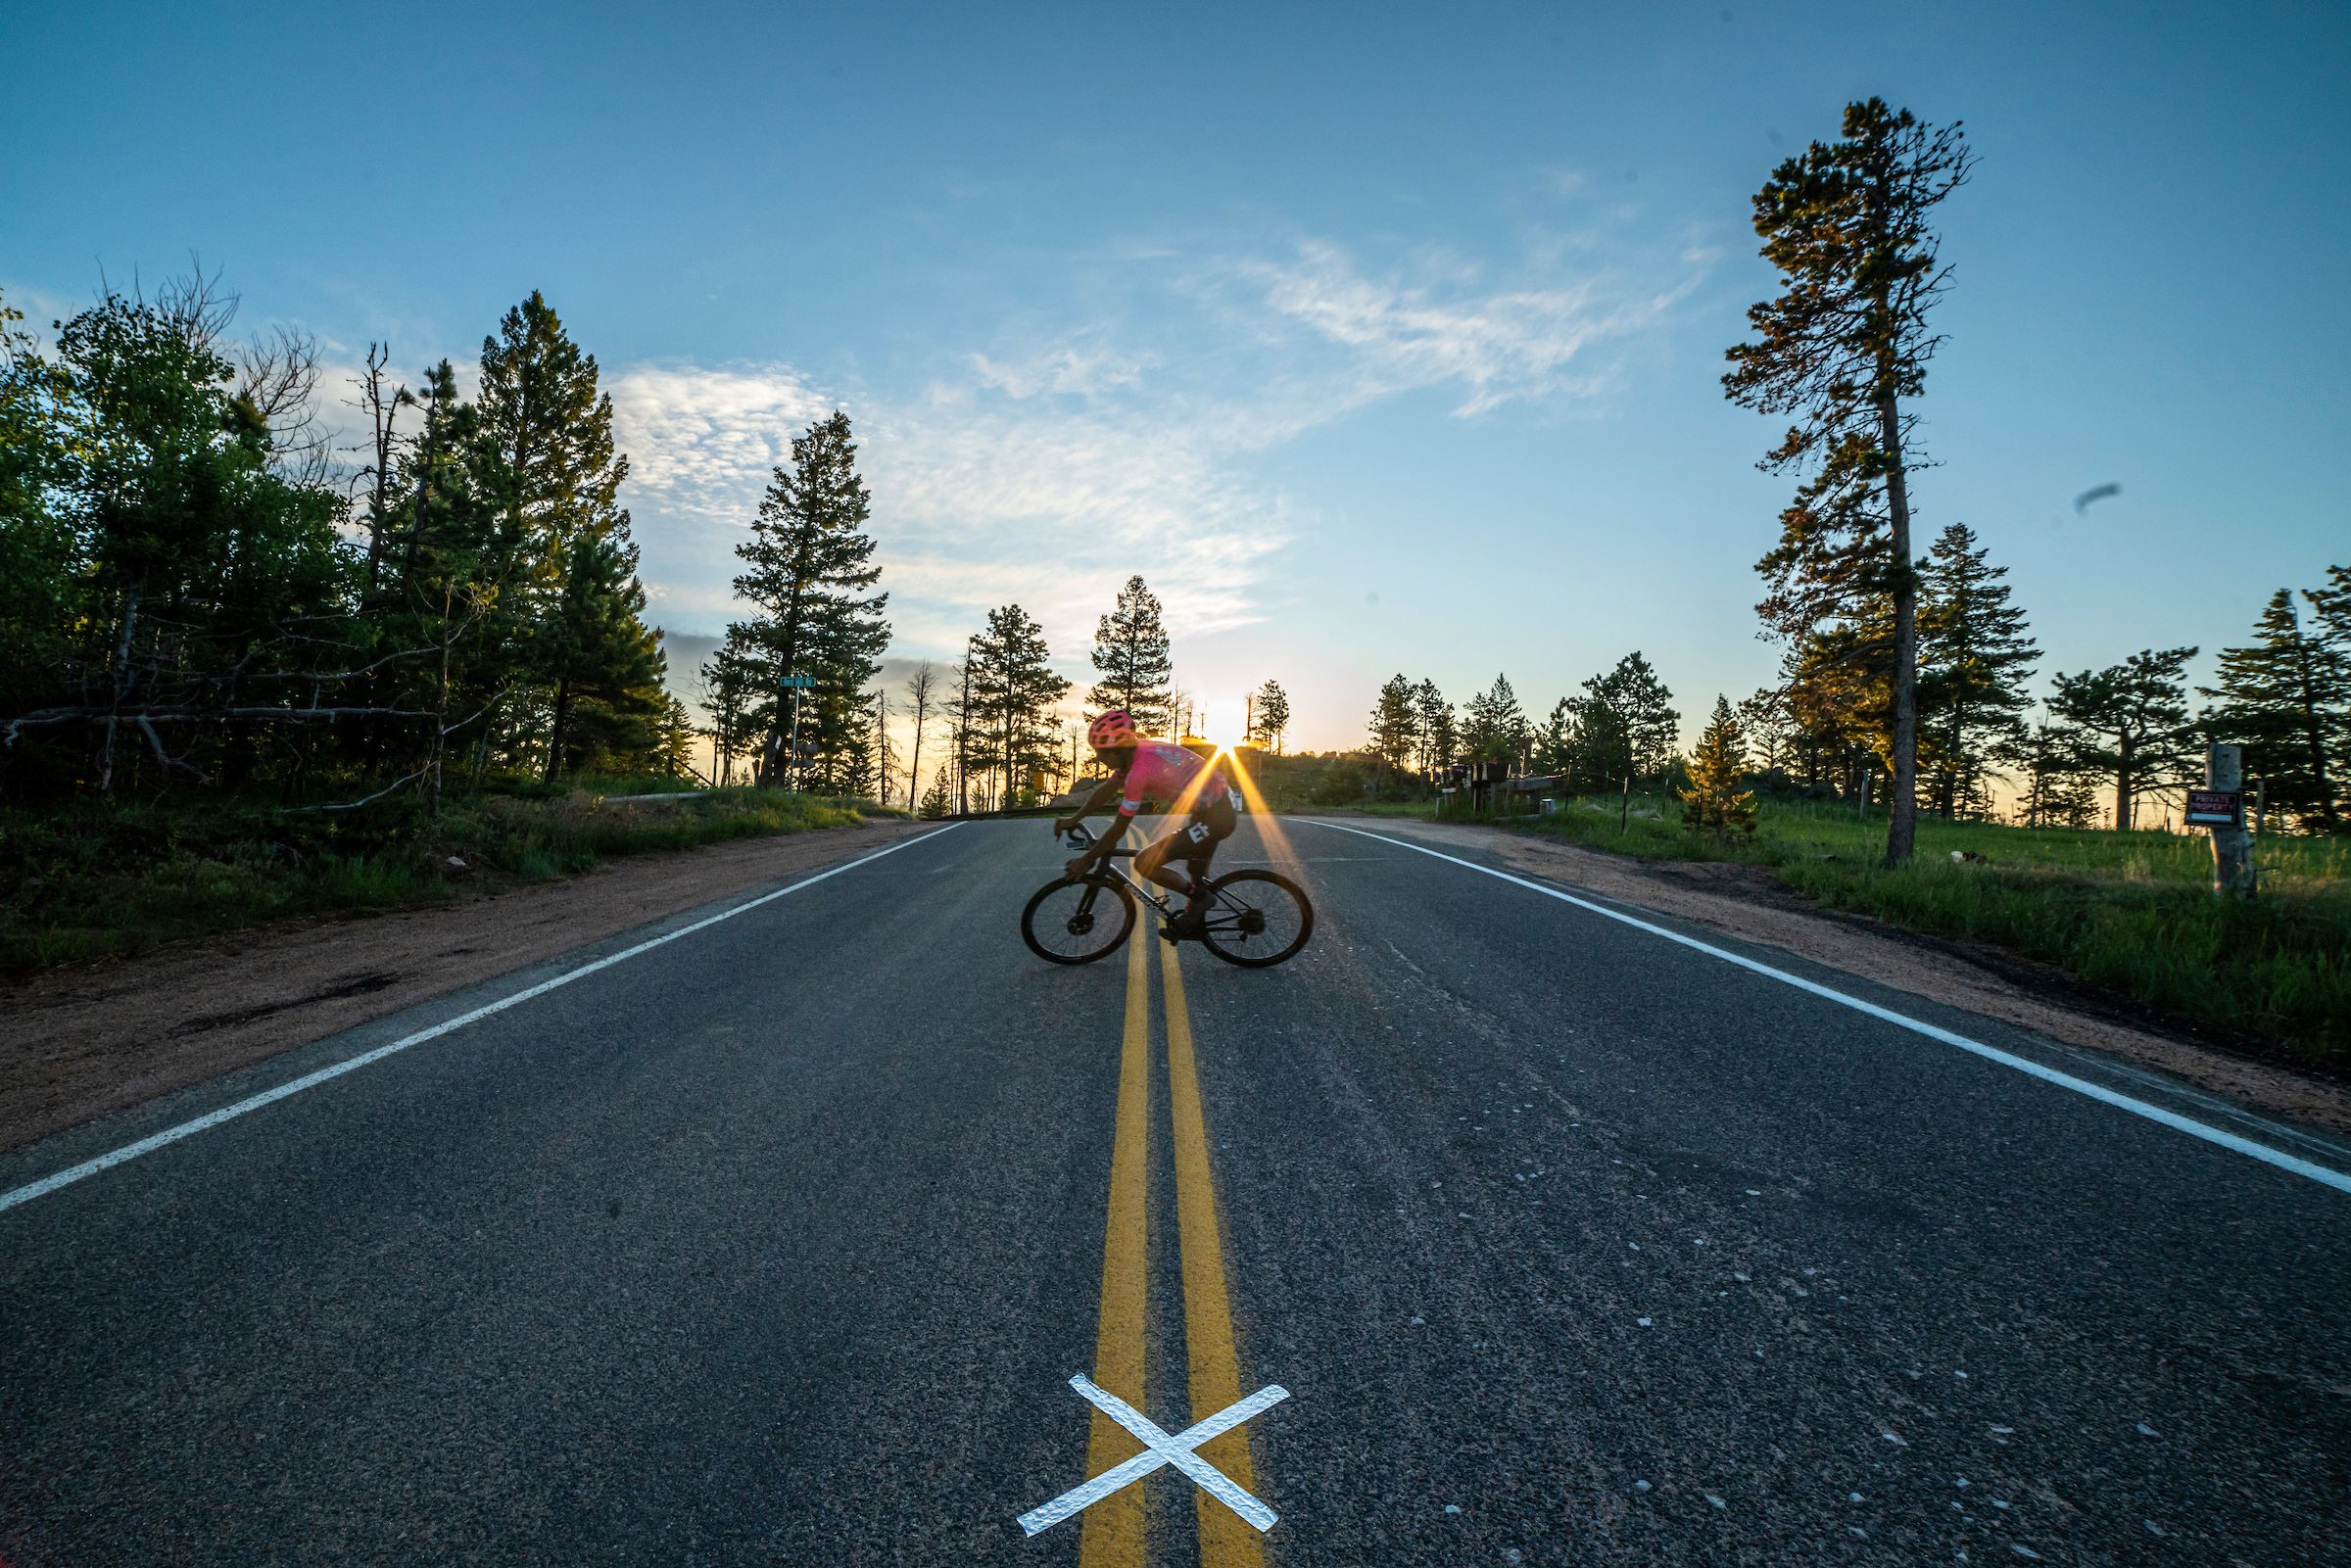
top-left (614, 221), bottom-right (1707, 667)
top-left (606, 363), bottom-right (837, 525)
top-left (1223, 237), bottom-right (1695, 415)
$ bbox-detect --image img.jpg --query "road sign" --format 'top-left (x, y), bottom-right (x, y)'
top-left (778, 674), bottom-right (818, 689)
top-left (2184, 787), bottom-right (2241, 828)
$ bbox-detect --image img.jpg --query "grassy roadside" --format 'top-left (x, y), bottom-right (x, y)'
top-left (1338, 796), bottom-right (2351, 1065)
top-left (0, 779), bottom-right (894, 974)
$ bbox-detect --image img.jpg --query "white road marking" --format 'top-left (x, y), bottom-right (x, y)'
top-left (1017, 1375), bottom-right (1289, 1537)
top-left (0, 824), bottom-right (964, 1216)
top-left (1305, 820), bottom-right (2351, 1198)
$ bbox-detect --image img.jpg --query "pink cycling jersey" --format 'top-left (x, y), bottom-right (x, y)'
top-left (1118, 741), bottom-right (1226, 818)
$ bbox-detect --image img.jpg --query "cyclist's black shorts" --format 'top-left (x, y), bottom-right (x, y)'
top-left (1178, 786), bottom-right (1240, 872)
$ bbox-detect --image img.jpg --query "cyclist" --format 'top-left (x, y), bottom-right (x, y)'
top-left (1054, 709), bottom-right (1240, 938)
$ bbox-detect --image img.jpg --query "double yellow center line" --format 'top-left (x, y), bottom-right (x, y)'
top-left (1079, 931), bottom-right (1269, 1568)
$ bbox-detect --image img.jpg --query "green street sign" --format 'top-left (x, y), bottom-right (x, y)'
top-left (778, 674), bottom-right (818, 689)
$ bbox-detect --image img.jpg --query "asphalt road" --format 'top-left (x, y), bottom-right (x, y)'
top-left (3, 815), bottom-right (2347, 1567)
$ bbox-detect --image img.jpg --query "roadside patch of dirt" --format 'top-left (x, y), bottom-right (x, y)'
top-left (0, 818), bottom-right (936, 1154)
top-left (1361, 818), bottom-right (2351, 1138)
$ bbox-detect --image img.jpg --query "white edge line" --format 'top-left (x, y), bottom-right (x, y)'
top-left (1303, 819), bottom-right (2351, 1198)
top-left (0, 824), bottom-right (965, 1215)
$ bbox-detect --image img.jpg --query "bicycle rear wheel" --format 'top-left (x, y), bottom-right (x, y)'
top-left (1022, 875), bottom-right (1138, 965)
top-left (1196, 869), bottom-right (1314, 968)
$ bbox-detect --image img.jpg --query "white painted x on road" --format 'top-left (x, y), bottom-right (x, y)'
top-left (1017, 1374), bottom-right (1290, 1537)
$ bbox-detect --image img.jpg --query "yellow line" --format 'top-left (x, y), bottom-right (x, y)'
top-left (1162, 943), bottom-right (1270, 1568)
top-left (1079, 928), bottom-right (1154, 1568)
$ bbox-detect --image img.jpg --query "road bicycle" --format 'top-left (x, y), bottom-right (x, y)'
top-left (1021, 823), bottom-right (1314, 968)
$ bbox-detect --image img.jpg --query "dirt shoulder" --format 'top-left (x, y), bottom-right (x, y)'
top-left (0, 817), bottom-right (936, 1154)
top-left (1345, 816), bottom-right (2351, 1138)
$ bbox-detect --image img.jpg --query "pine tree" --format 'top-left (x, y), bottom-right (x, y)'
top-left (1582, 652), bottom-right (1680, 786)
top-left (1254, 678), bottom-right (1290, 753)
top-left (2013, 715), bottom-right (2102, 829)
top-left (1534, 697), bottom-right (1579, 778)
top-left (1413, 680), bottom-right (1455, 772)
top-left (968, 603), bottom-right (1069, 808)
top-left (2310, 565), bottom-right (2351, 805)
top-left (1736, 687), bottom-right (1797, 775)
top-left (2198, 589), bottom-right (2345, 832)
top-left (918, 768), bottom-right (952, 819)
top-left (1917, 522), bottom-right (2039, 819)
top-left (1724, 100), bottom-right (1973, 867)
top-left (730, 411), bottom-right (889, 785)
top-left (472, 291), bottom-right (653, 780)
top-left (2048, 646), bottom-right (2200, 830)
top-left (1367, 675), bottom-right (1418, 780)
top-left (1087, 575), bottom-right (1174, 734)
top-left (1460, 675), bottom-right (1530, 768)
top-left (1680, 695), bottom-right (1757, 835)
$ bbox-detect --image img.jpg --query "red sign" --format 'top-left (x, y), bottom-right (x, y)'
top-left (2184, 788), bottom-right (2241, 828)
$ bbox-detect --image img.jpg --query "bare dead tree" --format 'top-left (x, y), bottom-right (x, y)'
top-left (901, 661), bottom-right (936, 811)
top-left (348, 343), bottom-right (413, 595)
top-left (236, 322), bottom-right (333, 485)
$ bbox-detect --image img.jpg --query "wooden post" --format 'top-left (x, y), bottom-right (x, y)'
top-left (2207, 743), bottom-right (2255, 900)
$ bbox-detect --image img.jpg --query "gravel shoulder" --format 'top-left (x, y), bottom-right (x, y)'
top-left (0, 817), bottom-right (936, 1153)
top-left (1345, 815), bottom-right (2351, 1137)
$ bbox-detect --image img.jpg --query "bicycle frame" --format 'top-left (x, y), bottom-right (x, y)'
top-left (1060, 825), bottom-right (1183, 918)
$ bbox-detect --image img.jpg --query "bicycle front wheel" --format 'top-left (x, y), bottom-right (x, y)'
top-left (1196, 869), bottom-right (1314, 968)
top-left (1022, 875), bottom-right (1138, 965)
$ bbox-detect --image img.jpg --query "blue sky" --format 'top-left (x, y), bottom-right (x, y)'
top-left (6, 1), bottom-right (2346, 753)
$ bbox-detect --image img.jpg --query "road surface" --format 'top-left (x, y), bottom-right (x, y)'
top-left (3, 816), bottom-right (2346, 1566)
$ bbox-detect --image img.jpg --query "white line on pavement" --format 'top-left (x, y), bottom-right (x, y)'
top-left (1016, 1376), bottom-right (1289, 1537)
top-left (0, 824), bottom-right (965, 1216)
top-left (1305, 819), bottom-right (2351, 1198)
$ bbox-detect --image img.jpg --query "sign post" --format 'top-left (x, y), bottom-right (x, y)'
top-left (2192, 744), bottom-right (2254, 900)
top-left (779, 673), bottom-right (818, 789)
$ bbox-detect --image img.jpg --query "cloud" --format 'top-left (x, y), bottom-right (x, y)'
top-left (1224, 238), bottom-right (1695, 416)
top-left (606, 363), bottom-right (837, 525)
top-left (609, 222), bottom-right (1705, 667)
top-left (969, 330), bottom-right (1156, 400)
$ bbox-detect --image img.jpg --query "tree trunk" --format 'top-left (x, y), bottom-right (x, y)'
top-left (97, 583), bottom-right (144, 795)
top-left (907, 706), bottom-right (924, 816)
top-left (956, 661), bottom-right (972, 816)
top-left (543, 677), bottom-right (571, 783)
top-left (2116, 733), bottom-right (2135, 831)
top-left (1878, 392), bottom-right (1920, 867)
top-left (2295, 646), bottom-right (2339, 831)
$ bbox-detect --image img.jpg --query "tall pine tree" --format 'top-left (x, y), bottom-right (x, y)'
top-left (1413, 680), bottom-right (1456, 773)
top-left (1916, 522), bottom-right (2038, 818)
top-left (1724, 99), bottom-right (1973, 866)
top-left (1087, 575), bottom-right (1175, 734)
top-left (471, 291), bottom-right (655, 780)
top-left (967, 603), bottom-right (1069, 808)
top-left (2199, 589), bottom-right (2345, 832)
top-left (1367, 675), bottom-right (1418, 780)
top-left (729, 411), bottom-right (889, 786)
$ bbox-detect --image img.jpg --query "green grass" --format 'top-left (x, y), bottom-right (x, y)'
top-left (1338, 795), bottom-right (2351, 1064)
top-left (0, 784), bottom-right (889, 973)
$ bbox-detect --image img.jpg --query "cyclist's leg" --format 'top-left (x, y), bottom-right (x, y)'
top-left (1134, 828), bottom-right (1197, 902)
top-left (1177, 794), bottom-right (1237, 912)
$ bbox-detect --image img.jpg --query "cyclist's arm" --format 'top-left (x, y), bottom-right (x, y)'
top-left (1056, 775), bottom-right (1126, 830)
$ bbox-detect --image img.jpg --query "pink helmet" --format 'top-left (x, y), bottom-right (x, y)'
top-left (1087, 709), bottom-right (1140, 750)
